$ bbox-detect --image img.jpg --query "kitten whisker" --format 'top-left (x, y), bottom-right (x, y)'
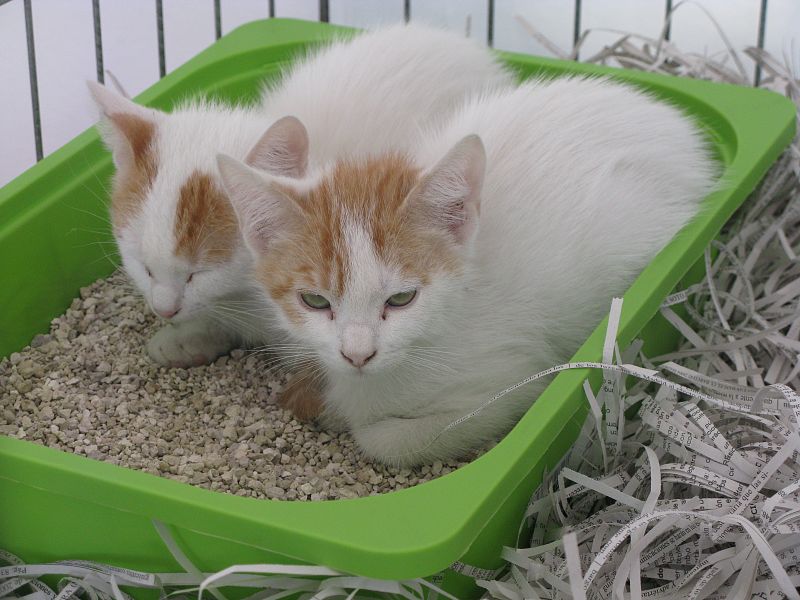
top-left (207, 308), bottom-right (253, 333)
top-left (248, 343), bottom-right (314, 353)
top-left (256, 353), bottom-right (318, 371)
top-left (286, 363), bottom-right (327, 393)
top-left (405, 350), bottom-right (459, 374)
top-left (401, 354), bottom-right (457, 377)
top-left (67, 195), bottom-right (115, 228)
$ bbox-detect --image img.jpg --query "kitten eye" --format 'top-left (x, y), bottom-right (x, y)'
top-left (186, 272), bottom-right (195, 283)
top-left (145, 266), bottom-right (153, 278)
top-left (386, 290), bottom-right (416, 307)
top-left (300, 292), bottom-right (331, 310)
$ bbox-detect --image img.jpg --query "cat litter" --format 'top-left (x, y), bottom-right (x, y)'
top-left (0, 272), bottom-right (467, 501)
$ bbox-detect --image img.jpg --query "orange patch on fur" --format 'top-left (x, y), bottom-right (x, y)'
top-left (255, 153), bottom-right (462, 322)
top-left (174, 170), bottom-right (238, 264)
top-left (109, 114), bottom-right (157, 229)
top-left (279, 367), bottom-right (325, 421)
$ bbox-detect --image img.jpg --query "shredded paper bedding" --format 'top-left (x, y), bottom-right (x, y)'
top-left (2, 6), bottom-right (800, 600)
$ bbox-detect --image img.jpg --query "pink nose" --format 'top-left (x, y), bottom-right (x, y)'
top-left (340, 349), bottom-right (376, 368)
top-left (155, 307), bottom-right (180, 319)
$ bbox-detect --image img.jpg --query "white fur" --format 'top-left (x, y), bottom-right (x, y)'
top-left (231, 77), bottom-right (718, 465)
top-left (91, 24), bottom-right (512, 366)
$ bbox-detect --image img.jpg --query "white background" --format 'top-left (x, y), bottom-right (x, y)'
top-left (1, 0), bottom-right (798, 188)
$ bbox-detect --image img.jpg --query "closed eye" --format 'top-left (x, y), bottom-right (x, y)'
top-left (186, 270), bottom-right (210, 284)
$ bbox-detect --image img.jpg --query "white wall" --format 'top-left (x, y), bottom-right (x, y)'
top-left (0, 0), bottom-right (797, 188)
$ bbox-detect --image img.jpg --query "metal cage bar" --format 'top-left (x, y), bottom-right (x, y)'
top-left (1, 0), bottom-right (779, 169)
top-left (755, 0), bottom-right (769, 86)
top-left (664, 0), bottom-right (673, 41)
top-left (23, 0), bottom-right (43, 161)
top-left (572, 0), bottom-right (582, 57)
top-left (487, 0), bottom-right (495, 47)
top-left (92, 0), bottom-right (104, 83)
top-left (156, 0), bottom-right (166, 78)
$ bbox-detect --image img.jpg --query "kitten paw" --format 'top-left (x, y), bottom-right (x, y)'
top-left (146, 323), bottom-right (234, 368)
top-left (352, 417), bottom-right (427, 467)
top-left (353, 411), bottom-right (467, 467)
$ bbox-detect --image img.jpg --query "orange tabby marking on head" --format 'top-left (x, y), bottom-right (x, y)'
top-left (109, 113), bottom-right (157, 229)
top-left (174, 170), bottom-right (238, 264)
top-left (255, 153), bottom-right (461, 321)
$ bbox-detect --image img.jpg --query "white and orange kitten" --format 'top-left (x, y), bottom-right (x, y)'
top-left (218, 77), bottom-right (718, 465)
top-left (89, 25), bottom-right (512, 381)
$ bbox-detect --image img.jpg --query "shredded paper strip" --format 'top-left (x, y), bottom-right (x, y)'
top-left (479, 4), bottom-right (800, 599)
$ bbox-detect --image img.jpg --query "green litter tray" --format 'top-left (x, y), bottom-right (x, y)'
top-left (0, 18), bottom-right (795, 599)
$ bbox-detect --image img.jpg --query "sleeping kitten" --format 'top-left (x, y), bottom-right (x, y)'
top-left (217, 77), bottom-right (718, 465)
top-left (88, 24), bottom-right (512, 387)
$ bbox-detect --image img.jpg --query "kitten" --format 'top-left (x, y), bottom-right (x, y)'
top-left (88, 24), bottom-right (512, 389)
top-left (218, 77), bottom-right (718, 466)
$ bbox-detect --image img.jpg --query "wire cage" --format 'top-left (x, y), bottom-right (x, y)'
top-left (2, 0), bottom-right (795, 189)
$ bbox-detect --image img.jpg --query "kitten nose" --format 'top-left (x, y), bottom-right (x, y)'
top-left (341, 324), bottom-right (376, 368)
top-left (340, 349), bottom-right (376, 368)
top-left (152, 284), bottom-right (182, 320)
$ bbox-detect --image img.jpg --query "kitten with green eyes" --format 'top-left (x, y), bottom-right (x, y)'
top-left (89, 24), bottom-right (511, 421)
top-left (217, 77), bottom-right (717, 465)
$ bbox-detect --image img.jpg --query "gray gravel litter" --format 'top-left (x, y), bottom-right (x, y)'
top-left (0, 272), bottom-right (472, 500)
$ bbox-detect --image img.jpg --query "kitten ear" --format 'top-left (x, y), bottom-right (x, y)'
top-left (408, 134), bottom-right (485, 245)
top-left (245, 115), bottom-right (309, 178)
top-left (87, 81), bottom-right (160, 170)
top-left (216, 153), bottom-right (298, 256)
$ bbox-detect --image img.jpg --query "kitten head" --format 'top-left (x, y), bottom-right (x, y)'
top-left (89, 82), bottom-right (307, 323)
top-left (218, 122), bottom-right (485, 376)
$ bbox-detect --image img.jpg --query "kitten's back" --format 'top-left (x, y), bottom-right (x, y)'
top-left (263, 24), bottom-right (514, 161)
top-left (428, 77), bottom-right (718, 356)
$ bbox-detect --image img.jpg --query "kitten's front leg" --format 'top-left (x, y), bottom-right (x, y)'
top-left (352, 410), bottom-right (474, 467)
top-left (146, 317), bottom-right (238, 367)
